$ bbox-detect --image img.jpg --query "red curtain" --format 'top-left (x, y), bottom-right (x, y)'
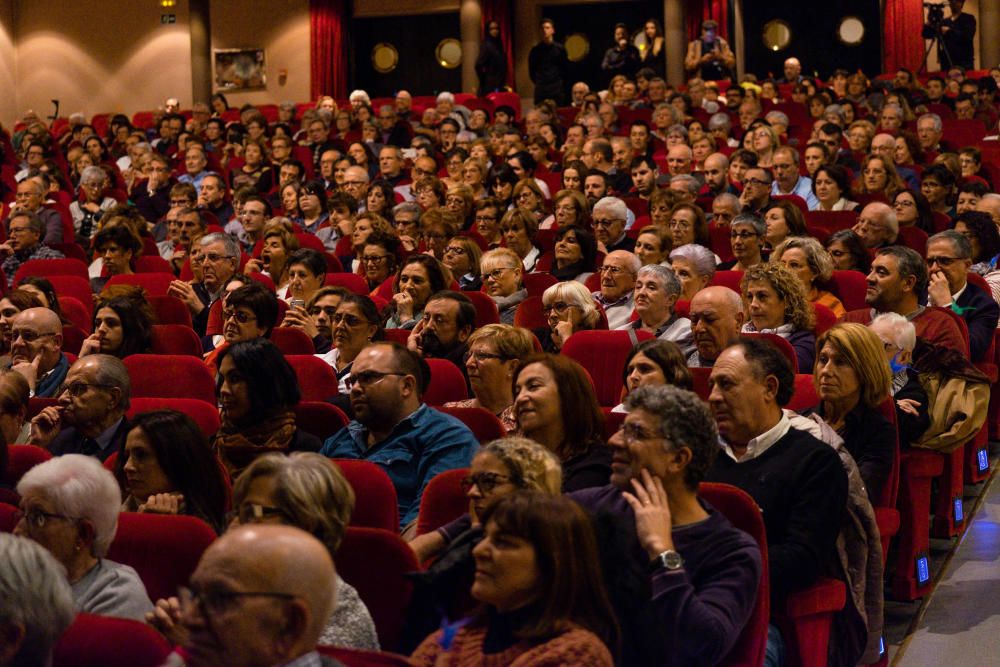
top-left (482, 0), bottom-right (515, 90)
top-left (883, 0), bottom-right (925, 73)
top-left (310, 0), bottom-right (349, 101)
top-left (685, 0), bottom-right (729, 42)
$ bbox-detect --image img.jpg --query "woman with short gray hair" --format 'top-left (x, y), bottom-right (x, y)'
top-left (15, 454), bottom-right (153, 620)
top-left (669, 243), bottom-right (716, 301)
top-left (70, 165), bottom-right (117, 245)
top-left (617, 265), bottom-right (694, 355)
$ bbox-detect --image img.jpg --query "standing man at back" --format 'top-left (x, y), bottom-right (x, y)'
top-left (529, 18), bottom-right (568, 106)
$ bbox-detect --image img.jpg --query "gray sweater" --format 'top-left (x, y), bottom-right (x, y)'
top-left (72, 559), bottom-right (153, 621)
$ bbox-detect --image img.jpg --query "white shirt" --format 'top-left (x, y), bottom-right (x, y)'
top-left (719, 412), bottom-right (791, 463)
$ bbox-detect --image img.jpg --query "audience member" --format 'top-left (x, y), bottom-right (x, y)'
top-left (316, 293), bottom-right (383, 393)
top-left (612, 339), bottom-right (692, 413)
top-left (868, 313), bottom-right (931, 450)
top-left (15, 454), bottom-right (153, 619)
top-left (386, 255), bottom-right (448, 330)
top-left (741, 262), bottom-right (817, 372)
top-left (593, 250), bottom-right (640, 329)
top-left (407, 291), bottom-right (475, 386)
top-left (723, 213), bottom-right (766, 271)
top-left (772, 235), bottom-right (846, 317)
top-left (669, 243), bottom-right (715, 300)
top-left (80, 293), bottom-right (154, 358)
top-left (481, 247), bottom-right (527, 325)
top-left (617, 264), bottom-right (694, 354)
top-left (535, 281), bottom-right (601, 352)
top-left (687, 286), bottom-right (745, 367)
top-left (320, 342), bottom-right (478, 532)
top-left (0, 211), bottom-right (65, 290)
top-left (0, 368), bottom-right (30, 444)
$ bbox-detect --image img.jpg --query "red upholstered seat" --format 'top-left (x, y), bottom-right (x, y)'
top-left (148, 295), bottom-right (193, 327)
top-left (124, 354), bottom-right (216, 403)
top-left (294, 400), bottom-right (350, 441)
top-left (106, 512), bottom-right (217, 602)
top-left (434, 406), bottom-right (505, 443)
top-left (3, 444), bottom-right (52, 487)
top-left (601, 407), bottom-right (627, 441)
top-left (270, 326), bottom-right (316, 355)
top-left (804, 210), bottom-right (857, 232)
top-left (46, 275), bottom-right (94, 311)
top-left (709, 269), bottom-right (744, 294)
top-left (285, 354), bottom-right (340, 401)
top-left (785, 374), bottom-right (819, 412)
top-left (742, 332), bottom-right (800, 373)
top-left (415, 467), bottom-right (469, 537)
top-left (337, 527), bottom-right (420, 651)
top-left (812, 302), bottom-right (837, 336)
top-left (423, 358), bottom-right (469, 405)
top-left (382, 328), bottom-right (410, 345)
top-left (897, 225), bottom-right (928, 257)
top-left (61, 324), bottom-right (86, 356)
top-left (462, 289), bottom-right (500, 328)
top-left (53, 613), bottom-right (171, 667)
top-left (325, 272), bottom-right (370, 295)
top-left (698, 483), bottom-right (770, 667)
top-left (776, 577), bottom-right (848, 667)
top-left (134, 255), bottom-right (173, 274)
top-left (14, 258), bottom-right (88, 285)
top-left (58, 296), bottom-right (91, 333)
top-left (126, 397), bottom-right (221, 438)
top-left (332, 459), bottom-right (399, 531)
top-left (513, 295), bottom-right (548, 329)
top-left (562, 330), bottom-right (654, 407)
top-left (150, 324), bottom-right (203, 356)
top-left (522, 271), bottom-right (558, 297)
top-left (829, 270), bottom-right (868, 312)
top-left (106, 272), bottom-right (175, 297)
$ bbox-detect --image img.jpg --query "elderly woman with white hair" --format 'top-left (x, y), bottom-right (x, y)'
top-left (868, 312), bottom-right (931, 449)
top-left (14, 454), bottom-right (153, 620)
top-left (669, 243), bottom-right (716, 301)
top-left (534, 281), bottom-right (601, 352)
top-left (616, 264), bottom-right (694, 355)
top-left (70, 165), bottom-right (117, 245)
top-left (771, 236), bottom-right (846, 318)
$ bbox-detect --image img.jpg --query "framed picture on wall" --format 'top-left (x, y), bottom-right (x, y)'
top-left (214, 48), bottom-right (267, 91)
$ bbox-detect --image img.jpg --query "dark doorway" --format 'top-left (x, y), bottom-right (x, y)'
top-left (541, 1), bottom-right (663, 90)
top-left (352, 12), bottom-right (462, 97)
top-left (741, 0), bottom-right (882, 79)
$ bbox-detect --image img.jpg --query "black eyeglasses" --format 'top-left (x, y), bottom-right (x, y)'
top-left (460, 472), bottom-right (511, 494)
top-left (345, 370), bottom-right (405, 389)
top-left (13, 508), bottom-right (76, 530)
top-left (223, 309), bottom-right (256, 324)
top-left (57, 382), bottom-right (115, 397)
top-left (229, 502), bottom-right (287, 525)
top-left (179, 586), bottom-right (297, 618)
top-left (10, 330), bottom-right (56, 344)
top-left (927, 256), bottom-right (961, 267)
top-left (543, 302), bottom-right (577, 316)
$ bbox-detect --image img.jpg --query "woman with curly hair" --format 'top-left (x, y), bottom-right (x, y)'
top-left (771, 236), bottom-right (846, 318)
top-left (854, 154), bottom-right (905, 202)
top-left (741, 262), bottom-right (817, 372)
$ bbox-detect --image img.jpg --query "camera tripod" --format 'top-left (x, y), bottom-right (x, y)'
top-left (919, 24), bottom-right (952, 74)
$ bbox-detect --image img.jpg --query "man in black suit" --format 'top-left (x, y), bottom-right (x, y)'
top-left (926, 227), bottom-right (1000, 362)
top-left (924, 0), bottom-right (976, 70)
top-left (28, 355), bottom-right (131, 462)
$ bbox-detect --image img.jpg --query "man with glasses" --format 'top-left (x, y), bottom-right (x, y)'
top-left (842, 246), bottom-right (966, 354)
top-left (378, 105), bottom-right (412, 149)
top-left (7, 307), bottom-right (67, 398)
top-left (738, 167), bottom-right (773, 218)
top-left (852, 202), bottom-right (898, 249)
top-left (169, 232), bottom-right (240, 337)
top-left (320, 342), bottom-right (478, 534)
top-left (0, 211), bottom-right (65, 290)
top-left (8, 177), bottom-right (63, 245)
top-left (29, 354), bottom-right (130, 459)
top-left (593, 250), bottom-right (641, 329)
top-left (396, 156), bottom-right (438, 202)
top-left (925, 230), bottom-right (998, 361)
top-left (342, 166), bottom-right (370, 210)
top-left (173, 524), bottom-right (340, 667)
top-left (593, 196), bottom-right (635, 253)
top-left (770, 146), bottom-right (818, 210)
top-left (572, 385), bottom-right (762, 666)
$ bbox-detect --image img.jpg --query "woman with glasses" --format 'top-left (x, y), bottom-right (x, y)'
top-left (953, 210), bottom-right (1000, 275)
top-left (212, 338), bottom-right (321, 477)
top-left (356, 232), bottom-right (400, 291)
top-left (824, 229), bottom-right (871, 274)
top-left (511, 179), bottom-right (547, 225)
top-left (419, 208), bottom-right (460, 262)
top-left (317, 293), bottom-right (383, 393)
top-left (666, 203), bottom-right (710, 249)
top-left (114, 410), bottom-right (227, 533)
top-left (543, 189), bottom-right (590, 230)
top-left (443, 324), bottom-right (534, 431)
top-left (445, 184), bottom-right (476, 229)
top-left (481, 248), bottom-right (526, 325)
top-left (404, 439), bottom-right (563, 645)
top-left (920, 164), bottom-right (958, 218)
top-left (15, 454), bottom-right (153, 620)
top-left (892, 188), bottom-right (935, 234)
top-left (414, 176), bottom-right (447, 212)
top-left (148, 451), bottom-right (379, 651)
top-left (499, 207), bottom-right (542, 272)
top-left (71, 165), bottom-right (116, 246)
top-left (473, 197), bottom-right (503, 248)
top-left (719, 213), bottom-right (766, 271)
top-left (203, 281), bottom-right (279, 374)
top-left (80, 292), bottom-right (154, 359)
top-left (442, 235), bottom-right (484, 291)
top-left (386, 255), bottom-right (448, 330)
top-left (343, 212), bottom-right (395, 273)
top-left (534, 281), bottom-right (601, 353)
top-left (88, 223), bottom-right (142, 294)
top-left (552, 226), bottom-right (598, 283)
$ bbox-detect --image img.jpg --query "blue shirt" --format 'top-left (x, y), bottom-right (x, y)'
top-left (319, 404), bottom-right (478, 528)
top-left (771, 175), bottom-right (819, 210)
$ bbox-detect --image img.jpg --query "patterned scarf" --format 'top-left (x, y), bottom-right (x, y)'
top-left (215, 410), bottom-right (297, 478)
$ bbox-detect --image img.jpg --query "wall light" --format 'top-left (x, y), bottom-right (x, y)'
top-left (161, 0), bottom-right (176, 8)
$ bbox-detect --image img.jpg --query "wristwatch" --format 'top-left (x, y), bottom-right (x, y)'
top-left (650, 549), bottom-right (684, 572)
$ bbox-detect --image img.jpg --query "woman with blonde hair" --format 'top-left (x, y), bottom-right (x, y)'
top-left (535, 281), bottom-right (601, 352)
top-left (741, 262), bottom-right (817, 372)
top-left (461, 157), bottom-right (488, 200)
top-left (771, 236), bottom-right (846, 317)
top-left (481, 247), bottom-right (526, 324)
top-left (811, 323), bottom-right (895, 501)
top-left (443, 324), bottom-right (535, 431)
top-left (498, 206), bottom-right (542, 272)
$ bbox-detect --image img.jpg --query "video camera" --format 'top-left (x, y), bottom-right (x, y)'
top-left (924, 2), bottom-right (946, 28)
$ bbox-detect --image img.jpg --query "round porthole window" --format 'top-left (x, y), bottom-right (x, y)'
top-left (837, 17), bottom-right (865, 46)
top-left (372, 43), bottom-right (398, 74)
top-left (436, 38), bottom-right (462, 69)
top-left (762, 20), bottom-right (792, 52)
top-left (565, 33), bottom-right (590, 62)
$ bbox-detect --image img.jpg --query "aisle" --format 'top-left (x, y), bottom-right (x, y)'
top-left (895, 471), bottom-right (1000, 666)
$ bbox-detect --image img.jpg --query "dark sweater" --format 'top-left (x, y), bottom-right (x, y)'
top-left (819, 402), bottom-right (896, 504)
top-left (705, 426), bottom-right (847, 603)
top-left (562, 443), bottom-right (612, 492)
top-left (573, 485), bottom-right (762, 667)
top-left (894, 369), bottom-right (931, 450)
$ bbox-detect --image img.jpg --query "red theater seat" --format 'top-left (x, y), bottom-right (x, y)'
top-left (124, 354), bottom-right (216, 403)
top-left (53, 613), bottom-right (170, 667)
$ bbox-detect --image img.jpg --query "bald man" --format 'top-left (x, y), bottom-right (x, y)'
top-left (8, 307), bottom-right (68, 398)
top-left (853, 202), bottom-right (898, 249)
top-left (688, 286), bottom-right (745, 367)
top-left (179, 525), bottom-right (341, 667)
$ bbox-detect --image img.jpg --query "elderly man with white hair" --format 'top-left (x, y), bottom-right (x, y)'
top-left (853, 202), bottom-right (898, 249)
top-left (868, 312), bottom-right (930, 449)
top-left (594, 250), bottom-right (640, 329)
top-left (14, 454), bottom-right (153, 620)
top-left (593, 196), bottom-right (635, 253)
top-left (0, 533), bottom-right (76, 666)
top-left (616, 264), bottom-right (694, 355)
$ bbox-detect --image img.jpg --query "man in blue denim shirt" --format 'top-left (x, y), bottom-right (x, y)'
top-left (319, 342), bottom-right (478, 532)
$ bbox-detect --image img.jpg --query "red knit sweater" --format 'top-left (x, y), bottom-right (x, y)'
top-left (410, 623), bottom-right (613, 667)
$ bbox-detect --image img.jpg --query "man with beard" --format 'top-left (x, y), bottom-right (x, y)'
top-left (28, 355), bottom-right (130, 461)
top-left (407, 291), bottom-right (475, 391)
top-left (320, 343), bottom-right (478, 532)
top-left (168, 232), bottom-right (240, 337)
